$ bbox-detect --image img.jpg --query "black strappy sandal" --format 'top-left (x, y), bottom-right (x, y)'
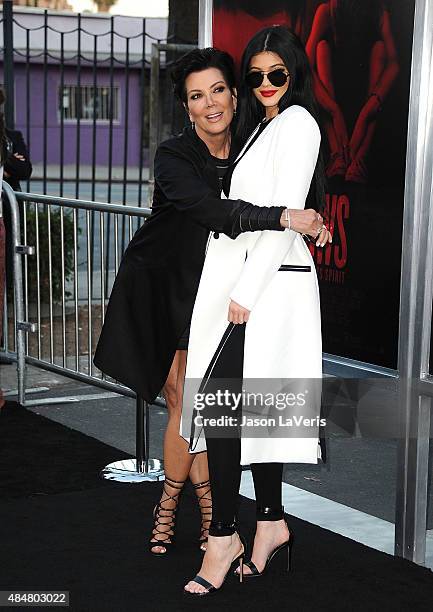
top-left (236, 506), bottom-right (294, 577)
top-left (183, 520), bottom-right (246, 597)
top-left (149, 476), bottom-right (185, 556)
top-left (242, 534), bottom-right (293, 577)
top-left (193, 479), bottom-right (212, 551)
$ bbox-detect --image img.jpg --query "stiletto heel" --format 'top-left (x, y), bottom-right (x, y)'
top-left (240, 506), bottom-right (293, 578)
top-left (148, 476), bottom-right (185, 556)
top-left (287, 531), bottom-right (294, 572)
top-left (193, 479), bottom-right (212, 551)
top-left (183, 521), bottom-right (245, 597)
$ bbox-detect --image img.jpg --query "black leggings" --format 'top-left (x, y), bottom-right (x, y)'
top-left (202, 323), bottom-right (284, 537)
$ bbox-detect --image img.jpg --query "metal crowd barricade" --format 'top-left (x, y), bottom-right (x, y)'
top-left (0, 181), bottom-right (164, 482)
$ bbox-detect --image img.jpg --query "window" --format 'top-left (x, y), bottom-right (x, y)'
top-left (59, 85), bottom-right (120, 122)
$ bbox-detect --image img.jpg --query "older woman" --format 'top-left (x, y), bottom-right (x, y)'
top-left (94, 47), bottom-right (329, 556)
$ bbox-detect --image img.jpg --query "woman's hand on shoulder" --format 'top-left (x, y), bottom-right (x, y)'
top-left (228, 300), bottom-right (250, 324)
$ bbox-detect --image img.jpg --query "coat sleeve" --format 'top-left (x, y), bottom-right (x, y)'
top-left (229, 108), bottom-right (321, 311)
top-left (154, 143), bottom-right (285, 239)
top-left (4, 130), bottom-right (33, 181)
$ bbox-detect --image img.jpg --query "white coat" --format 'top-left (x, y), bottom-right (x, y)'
top-left (181, 105), bottom-right (323, 465)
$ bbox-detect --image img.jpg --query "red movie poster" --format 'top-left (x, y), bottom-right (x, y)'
top-left (213, 0), bottom-right (415, 369)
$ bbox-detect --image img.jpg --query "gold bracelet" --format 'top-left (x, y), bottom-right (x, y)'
top-left (284, 208), bottom-right (291, 230)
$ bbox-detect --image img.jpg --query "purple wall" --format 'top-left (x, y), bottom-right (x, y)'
top-left (2, 62), bottom-right (144, 168)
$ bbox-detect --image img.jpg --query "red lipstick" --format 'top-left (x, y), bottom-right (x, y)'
top-left (260, 90), bottom-right (278, 97)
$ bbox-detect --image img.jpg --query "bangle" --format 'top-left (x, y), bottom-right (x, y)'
top-left (284, 208), bottom-right (291, 230)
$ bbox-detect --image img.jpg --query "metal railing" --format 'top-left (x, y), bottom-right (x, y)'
top-left (1, 181), bottom-right (164, 481)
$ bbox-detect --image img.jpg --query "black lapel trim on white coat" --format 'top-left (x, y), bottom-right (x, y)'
top-left (278, 264), bottom-right (311, 271)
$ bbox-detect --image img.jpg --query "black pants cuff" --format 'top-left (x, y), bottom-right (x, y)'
top-left (256, 506), bottom-right (285, 521)
top-left (208, 520), bottom-right (237, 537)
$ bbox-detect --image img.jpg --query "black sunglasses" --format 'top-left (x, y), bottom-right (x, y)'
top-left (245, 69), bottom-right (289, 89)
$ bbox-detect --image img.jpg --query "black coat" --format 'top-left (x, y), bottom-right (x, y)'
top-left (3, 128), bottom-right (32, 191)
top-left (94, 126), bottom-right (283, 403)
top-left (2, 129), bottom-right (33, 285)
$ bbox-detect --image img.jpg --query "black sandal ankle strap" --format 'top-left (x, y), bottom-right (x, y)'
top-left (256, 505), bottom-right (285, 521)
top-left (209, 519), bottom-right (237, 537)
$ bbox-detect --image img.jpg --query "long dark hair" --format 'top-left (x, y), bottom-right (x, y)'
top-left (235, 26), bottom-right (326, 212)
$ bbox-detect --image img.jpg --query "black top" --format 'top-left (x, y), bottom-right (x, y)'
top-left (210, 154), bottom-right (230, 191)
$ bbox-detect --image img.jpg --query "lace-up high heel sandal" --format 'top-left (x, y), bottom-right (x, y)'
top-left (183, 520), bottom-right (246, 597)
top-left (193, 479), bottom-right (212, 551)
top-left (240, 506), bottom-right (294, 578)
top-left (149, 476), bottom-right (185, 556)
